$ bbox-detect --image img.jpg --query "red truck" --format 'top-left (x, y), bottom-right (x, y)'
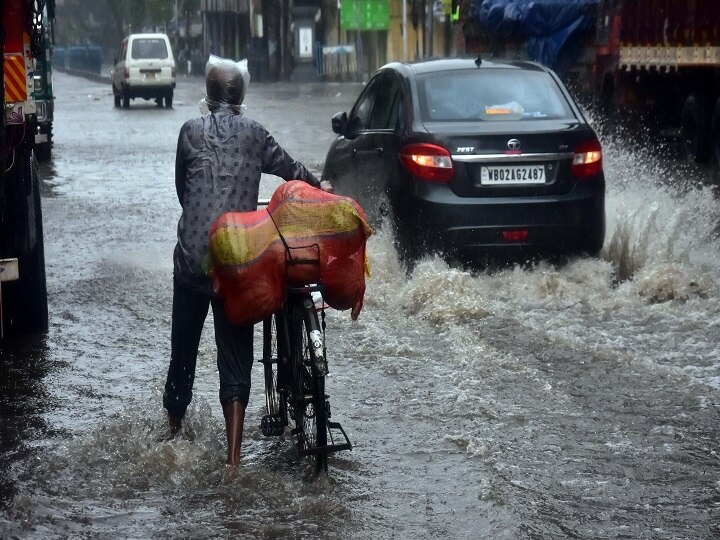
top-left (595, 0), bottom-right (720, 164)
top-left (1, 0), bottom-right (52, 339)
top-left (465, 0), bottom-right (720, 164)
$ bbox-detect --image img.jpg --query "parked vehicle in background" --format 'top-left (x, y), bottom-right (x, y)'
top-left (32, 7), bottom-right (55, 162)
top-left (600, 0), bottom-right (720, 165)
top-left (111, 33), bottom-right (176, 108)
top-left (321, 57), bottom-right (605, 268)
top-left (463, 0), bottom-right (720, 166)
top-left (1, 0), bottom-right (52, 338)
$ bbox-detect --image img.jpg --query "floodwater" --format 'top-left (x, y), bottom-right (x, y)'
top-left (1, 71), bottom-right (719, 539)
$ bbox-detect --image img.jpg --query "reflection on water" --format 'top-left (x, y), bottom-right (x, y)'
top-left (0, 337), bottom-right (66, 509)
top-left (36, 160), bottom-right (59, 199)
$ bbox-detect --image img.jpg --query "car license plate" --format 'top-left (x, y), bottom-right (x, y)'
top-left (144, 72), bottom-right (156, 79)
top-left (480, 165), bottom-right (546, 185)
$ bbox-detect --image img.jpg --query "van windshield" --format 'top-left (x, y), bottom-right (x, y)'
top-left (131, 38), bottom-right (169, 60)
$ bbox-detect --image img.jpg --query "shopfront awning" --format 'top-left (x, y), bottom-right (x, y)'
top-left (200, 0), bottom-right (249, 13)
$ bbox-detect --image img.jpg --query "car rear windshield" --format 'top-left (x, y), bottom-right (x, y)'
top-left (418, 69), bottom-right (574, 122)
top-left (131, 38), bottom-right (169, 60)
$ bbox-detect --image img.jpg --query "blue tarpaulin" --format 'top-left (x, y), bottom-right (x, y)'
top-left (469, 0), bottom-right (599, 75)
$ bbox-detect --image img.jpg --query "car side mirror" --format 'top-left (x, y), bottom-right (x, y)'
top-left (331, 111), bottom-right (348, 135)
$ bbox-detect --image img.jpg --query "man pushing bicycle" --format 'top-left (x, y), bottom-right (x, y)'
top-left (163, 55), bottom-right (332, 467)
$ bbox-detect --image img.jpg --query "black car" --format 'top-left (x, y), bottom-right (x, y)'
top-left (321, 57), bottom-right (605, 266)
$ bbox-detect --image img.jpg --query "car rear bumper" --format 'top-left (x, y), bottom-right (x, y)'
top-left (398, 178), bottom-right (606, 254)
top-left (123, 81), bottom-right (175, 98)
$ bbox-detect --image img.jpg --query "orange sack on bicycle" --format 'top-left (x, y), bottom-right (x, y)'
top-left (207, 181), bottom-right (373, 326)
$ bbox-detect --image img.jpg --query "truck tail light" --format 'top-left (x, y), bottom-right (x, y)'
top-left (124, 67), bottom-right (129, 79)
top-left (399, 143), bottom-right (454, 183)
top-left (172, 64), bottom-right (177, 77)
top-left (571, 140), bottom-right (603, 178)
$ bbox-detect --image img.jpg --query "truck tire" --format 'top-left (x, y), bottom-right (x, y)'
top-left (711, 97), bottom-right (720, 165)
top-left (35, 125), bottom-right (52, 162)
top-left (599, 74), bottom-right (615, 117)
top-left (0, 146), bottom-right (49, 338)
top-left (680, 94), bottom-right (711, 163)
top-left (165, 91), bottom-right (173, 108)
top-left (35, 141), bottom-right (51, 162)
top-left (122, 90), bottom-right (130, 109)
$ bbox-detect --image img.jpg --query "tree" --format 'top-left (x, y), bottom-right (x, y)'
top-left (103, 0), bottom-right (174, 35)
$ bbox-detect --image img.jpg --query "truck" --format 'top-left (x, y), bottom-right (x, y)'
top-left (1, 0), bottom-right (54, 339)
top-left (463, 0), bottom-right (720, 165)
top-left (32, 7), bottom-right (55, 162)
top-left (596, 0), bottom-right (720, 165)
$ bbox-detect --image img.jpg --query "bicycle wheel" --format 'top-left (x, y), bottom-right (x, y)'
top-left (288, 297), bottom-right (328, 473)
top-left (261, 314), bottom-right (287, 436)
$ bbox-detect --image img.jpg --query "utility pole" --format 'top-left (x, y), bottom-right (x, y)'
top-left (402, 0), bottom-right (407, 61)
top-left (427, 0), bottom-right (433, 58)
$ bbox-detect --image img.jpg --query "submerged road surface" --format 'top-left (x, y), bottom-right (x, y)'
top-left (1, 71), bottom-right (719, 539)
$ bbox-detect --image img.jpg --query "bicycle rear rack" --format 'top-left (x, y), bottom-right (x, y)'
top-left (292, 420), bottom-right (352, 457)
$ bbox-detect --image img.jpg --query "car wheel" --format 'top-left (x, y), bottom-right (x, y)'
top-left (122, 91), bottom-right (130, 109)
top-left (393, 217), bottom-right (423, 275)
top-left (114, 91), bottom-right (121, 108)
top-left (165, 92), bottom-right (173, 108)
top-left (577, 217), bottom-right (605, 258)
top-left (680, 94), bottom-right (710, 163)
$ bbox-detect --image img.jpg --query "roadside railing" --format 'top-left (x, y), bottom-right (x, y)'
top-left (319, 44), bottom-right (357, 82)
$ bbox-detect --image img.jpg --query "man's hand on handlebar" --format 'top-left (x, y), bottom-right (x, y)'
top-left (320, 180), bottom-right (334, 194)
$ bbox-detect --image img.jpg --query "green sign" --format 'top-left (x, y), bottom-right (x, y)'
top-left (340, 0), bottom-right (390, 31)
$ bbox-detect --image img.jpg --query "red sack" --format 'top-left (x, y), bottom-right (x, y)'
top-left (208, 181), bottom-right (372, 326)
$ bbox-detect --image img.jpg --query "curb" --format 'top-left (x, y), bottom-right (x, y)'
top-left (56, 67), bottom-right (110, 84)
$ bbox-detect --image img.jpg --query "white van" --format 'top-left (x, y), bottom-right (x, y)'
top-left (112, 33), bottom-right (176, 108)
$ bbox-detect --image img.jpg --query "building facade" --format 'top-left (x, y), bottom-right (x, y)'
top-left (206, 0), bottom-right (462, 81)
top-left (52, 0), bottom-right (463, 81)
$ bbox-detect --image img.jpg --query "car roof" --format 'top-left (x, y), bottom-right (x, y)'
top-left (380, 57), bottom-right (550, 78)
top-left (127, 33), bottom-right (170, 40)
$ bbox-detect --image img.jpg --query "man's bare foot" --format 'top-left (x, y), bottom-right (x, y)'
top-left (222, 464), bottom-right (239, 483)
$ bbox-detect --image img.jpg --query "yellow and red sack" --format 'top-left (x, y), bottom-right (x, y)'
top-left (208, 181), bottom-right (373, 326)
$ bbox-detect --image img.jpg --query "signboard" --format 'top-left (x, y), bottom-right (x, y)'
top-left (4, 54), bottom-right (27, 103)
top-left (0, 259), bottom-right (19, 282)
top-left (340, 0), bottom-right (390, 31)
top-left (200, 0), bottom-right (249, 13)
top-left (299, 27), bottom-right (313, 58)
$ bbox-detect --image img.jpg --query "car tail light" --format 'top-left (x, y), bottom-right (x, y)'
top-left (399, 143), bottom-right (454, 183)
top-left (172, 64), bottom-right (177, 77)
top-left (571, 140), bottom-right (602, 178)
top-left (502, 229), bottom-right (528, 242)
top-left (124, 67), bottom-right (129, 79)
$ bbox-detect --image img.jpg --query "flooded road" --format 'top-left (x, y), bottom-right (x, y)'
top-left (1, 71), bottom-right (719, 539)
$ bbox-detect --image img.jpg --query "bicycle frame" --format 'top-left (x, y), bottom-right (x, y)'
top-left (257, 211), bottom-right (352, 473)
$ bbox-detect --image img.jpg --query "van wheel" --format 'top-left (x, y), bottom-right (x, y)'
top-left (114, 92), bottom-right (121, 108)
top-left (122, 91), bottom-right (130, 109)
top-left (165, 92), bottom-right (173, 108)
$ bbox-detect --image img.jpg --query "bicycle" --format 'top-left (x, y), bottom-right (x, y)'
top-left (256, 200), bottom-right (352, 475)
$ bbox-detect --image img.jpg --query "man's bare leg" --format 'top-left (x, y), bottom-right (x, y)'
top-left (223, 400), bottom-right (245, 466)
